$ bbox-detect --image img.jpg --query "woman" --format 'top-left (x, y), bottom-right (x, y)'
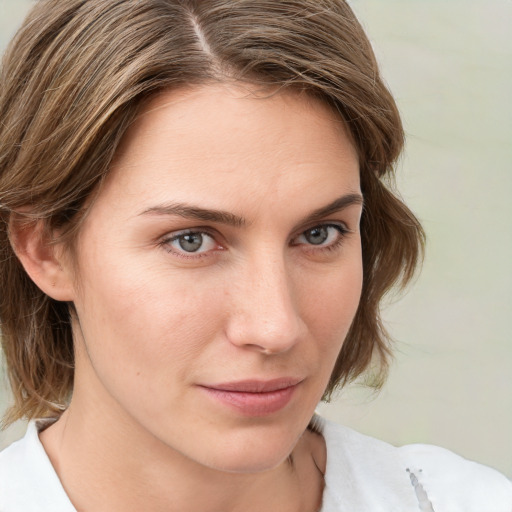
top-left (0, 0), bottom-right (510, 510)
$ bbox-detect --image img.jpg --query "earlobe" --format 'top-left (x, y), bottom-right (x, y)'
top-left (8, 216), bottom-right (75, 302)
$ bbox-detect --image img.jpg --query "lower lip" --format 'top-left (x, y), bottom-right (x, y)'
top-left (199, 385), bottom-right (298, 416)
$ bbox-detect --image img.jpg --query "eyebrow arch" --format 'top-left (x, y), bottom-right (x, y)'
top-left (138, 193), bottom-right (363, 228)
top-left (139, 203), bottom-right (246, 227)
top-left (303, 193), bottom-right (364, 225)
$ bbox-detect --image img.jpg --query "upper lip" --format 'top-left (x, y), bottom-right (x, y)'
top-left (200, 378), bottom-right (303, 393)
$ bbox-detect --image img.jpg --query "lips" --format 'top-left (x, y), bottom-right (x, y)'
top-left (198, 378), bottom-right (302, 416)
top-left (204, 378), bottom-right (302, 393)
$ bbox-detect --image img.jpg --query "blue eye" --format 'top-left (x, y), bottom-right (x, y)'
top-left (295, 224), bottom-right (346, 248)
top-left (303, 226), bottom-right (330, 245)
top-left (177, 233), bottom-right (204, 252)
top-left (164, 231), bottom-right (217, 255)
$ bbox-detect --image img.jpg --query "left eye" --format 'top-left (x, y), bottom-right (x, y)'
top-left (164, 231), bottom-right (218, 254)
top-left (294, 225), bottom-right (345, 247)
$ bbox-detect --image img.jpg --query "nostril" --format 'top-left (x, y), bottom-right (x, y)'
top-left (225, 263), bottom-right (305, 353)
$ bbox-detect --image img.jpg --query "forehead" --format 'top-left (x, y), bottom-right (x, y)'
top-left (98, 83), bottom-right (360, 219)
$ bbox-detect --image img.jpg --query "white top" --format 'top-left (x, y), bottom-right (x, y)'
top-left (1, 417), bottom-right (511, 511)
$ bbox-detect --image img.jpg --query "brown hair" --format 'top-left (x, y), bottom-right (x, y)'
top-left (0, 0), bottom-right (424, 426)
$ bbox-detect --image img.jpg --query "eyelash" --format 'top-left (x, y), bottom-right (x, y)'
top-left (292, 224), bottom-right (349, 253)
top-left (159, 223), bottom-right (349, 259)
top-left (160, 228), bottom-right (220, 260)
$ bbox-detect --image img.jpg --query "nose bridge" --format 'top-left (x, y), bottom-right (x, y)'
top-left (227, 248), bottom-right (304, 354)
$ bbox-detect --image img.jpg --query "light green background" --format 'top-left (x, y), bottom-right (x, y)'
top-left (1, 0), bottom-right (511, 477)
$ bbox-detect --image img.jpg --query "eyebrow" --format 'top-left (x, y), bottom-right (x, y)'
top-left (139, 203), bottom-right (246, 227)
top-left (138, 193), bottom-right (363, 228)
top-left (304, 193), bottom-right (363, 224)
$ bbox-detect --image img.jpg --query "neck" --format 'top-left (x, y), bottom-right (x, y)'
top-left (39, 396), bottom-right (325, 512)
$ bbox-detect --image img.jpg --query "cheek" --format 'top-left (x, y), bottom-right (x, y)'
top-left (300, 257), bottom-right (363, 357)
top-left (72, 251), bottom-right (224, 395)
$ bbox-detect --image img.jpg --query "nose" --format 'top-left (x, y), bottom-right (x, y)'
top-left (225, 253), bottom-right (306, 355)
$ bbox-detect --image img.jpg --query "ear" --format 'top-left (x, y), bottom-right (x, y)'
top-left (9, 216), bottom-right (75, 302)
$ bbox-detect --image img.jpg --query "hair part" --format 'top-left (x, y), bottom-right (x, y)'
top-left (0, 0), bottom-right (424, 427)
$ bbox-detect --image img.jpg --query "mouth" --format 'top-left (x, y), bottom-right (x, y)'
top-left (198, 378), bottom-right (303, 416)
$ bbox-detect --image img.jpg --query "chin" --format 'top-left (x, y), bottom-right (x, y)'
top-left (183, 423), bottom-right (303, 475)
top-left (203, 444), bottom-right (293, 475)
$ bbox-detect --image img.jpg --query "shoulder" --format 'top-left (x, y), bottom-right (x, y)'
top-left (399, 442), bottom-right (512, 511)
top-left (318, 416), bottom-right (512, 512)
top-left (0, 421), bottom-right (76, 512)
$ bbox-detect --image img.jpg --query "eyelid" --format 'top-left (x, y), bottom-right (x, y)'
top-left (160, 226), bottom-right (221, 242)
top-left (291, 221), bottom-right (349, 241)
top-left (159, 227), bottom-right (223, 258)
top-left (158, 220), bottom-right (352, 259)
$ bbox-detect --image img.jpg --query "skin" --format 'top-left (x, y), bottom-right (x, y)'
top-left (30, 83), bottom-right (363, 511)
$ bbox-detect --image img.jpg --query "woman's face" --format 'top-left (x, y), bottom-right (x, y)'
top-left (69, 84), bottom-right (363, 472)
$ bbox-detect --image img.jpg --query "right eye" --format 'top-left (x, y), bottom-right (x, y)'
top-left (162, 230), bottom-right (219, 256)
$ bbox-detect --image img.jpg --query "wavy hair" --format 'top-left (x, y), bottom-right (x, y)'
top-left (0, 0), bottom-right (424, 426)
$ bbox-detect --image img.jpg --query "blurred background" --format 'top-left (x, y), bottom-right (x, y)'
top-left (1, 0), bottom-right (511, 477)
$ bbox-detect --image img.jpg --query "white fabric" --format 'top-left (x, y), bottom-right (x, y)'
top-left (1, 417), bottom-right (511, 511)
top-left (0, 421), bottom-right (75, 512)
top-left (318, 418), bottom-right (512, 511)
